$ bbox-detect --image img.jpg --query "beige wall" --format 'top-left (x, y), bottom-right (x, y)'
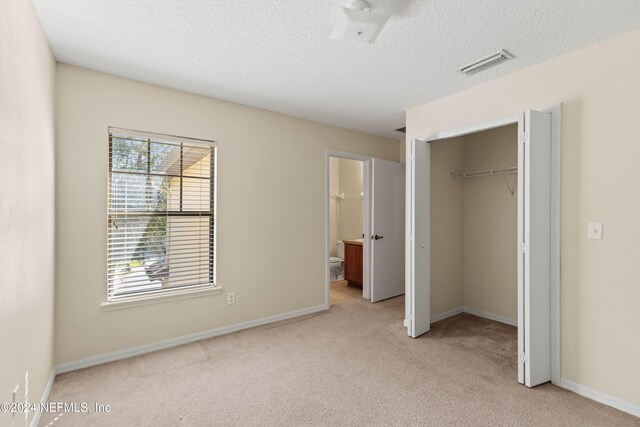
top-left (337, 159), bottom-right (364, 242)
top-left (0, 0), bottom-right (55, 425)
top-left (429, 137), bottom-right (465, 315)
top-left (55, 64), bottom-right (399, 364)
top-left (462, 125), bottom-right (518, 322)
top-left (408, 29), bottom-right (640, 406)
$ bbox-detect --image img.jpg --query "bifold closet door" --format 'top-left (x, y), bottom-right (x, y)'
top-left (406, 139), bottom-right (430, 338)
top-left (518, 110), bottom-right (552, 387)
top-left (370, 158), bottom-right (405, 303)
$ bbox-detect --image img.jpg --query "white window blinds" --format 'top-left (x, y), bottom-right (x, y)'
top-left (107, 128), bottom-right (216, 301)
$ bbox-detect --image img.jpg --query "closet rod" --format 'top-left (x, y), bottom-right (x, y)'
top-left (451, 166), bottom-right (518, 179)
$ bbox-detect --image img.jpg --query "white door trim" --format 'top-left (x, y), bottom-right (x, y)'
top-left (404, 138), bottom-right (415, 335)
top-left (325, 150), bottom-right (372, 306)
top-left (404, 138), bottom-right (431, 337)
top-left (424, 114), bottom-right (521, 142)
top-left (408, 105), bottom-right (561, 385)
top-left (545, 104), bottom-right (562, 385)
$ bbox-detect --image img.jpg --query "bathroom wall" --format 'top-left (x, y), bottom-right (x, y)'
top-left (337, 159), bottom-right (363, 242)
top-left (462, 125), bottom-right (518, 322)
top-left (329, 157), bottom-right (340, 257)
top-left (328, 158), bottom-right (364, 258)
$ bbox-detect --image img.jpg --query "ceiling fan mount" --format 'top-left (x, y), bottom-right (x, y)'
top-left (330, 0), bottom-right (391, 44)
top-left (347, 0), bottom-right (372, 11)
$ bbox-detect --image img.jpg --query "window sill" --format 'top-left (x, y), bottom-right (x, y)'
top-left (100, 285), bottom-right (223, 311)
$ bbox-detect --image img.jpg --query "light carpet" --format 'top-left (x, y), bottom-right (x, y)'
top-left (40, 293), bottom-right (638, 426)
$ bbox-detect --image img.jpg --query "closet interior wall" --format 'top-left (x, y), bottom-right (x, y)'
top-left (430, 124), bottom-right (518, 323)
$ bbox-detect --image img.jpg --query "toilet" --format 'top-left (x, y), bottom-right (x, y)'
top-left (329, 241), bottom-right (344, 282)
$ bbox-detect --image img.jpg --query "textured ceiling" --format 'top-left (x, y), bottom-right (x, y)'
top-left (32, 0), bottom-right (640, 139)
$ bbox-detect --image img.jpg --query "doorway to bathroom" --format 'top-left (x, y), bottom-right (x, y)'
top-left (325, 150), bottom-right (405, 307)
top-left (328, 156), bottom-right (365, 304)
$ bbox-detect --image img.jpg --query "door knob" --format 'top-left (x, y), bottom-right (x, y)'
top-left (374, 234), bottom-right (384, 240)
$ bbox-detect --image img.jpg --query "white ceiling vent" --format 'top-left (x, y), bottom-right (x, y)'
top-left (458, 50), bottom-right (514, 74)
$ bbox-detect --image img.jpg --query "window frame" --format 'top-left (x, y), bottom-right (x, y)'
top-left (104, 127), bottom-right (220, 307)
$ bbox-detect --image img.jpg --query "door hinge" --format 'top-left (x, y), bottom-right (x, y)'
top-left (520, 132), bottom-right (527, 145)
top-left (519, 353), bottom-right (528, 364)
top-left (519, 243), bottom-right (528, 254)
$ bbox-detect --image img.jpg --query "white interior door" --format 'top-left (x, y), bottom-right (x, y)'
top-left (370, 158), bottom-right (405, 302)
top-left (518, 110), bottom-right (552, 387)
top-left (406, 139), bottom-right (430, 337)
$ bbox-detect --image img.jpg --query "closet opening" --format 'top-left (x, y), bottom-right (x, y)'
top-left (430, 123), bottom-right (520, 371)
top-left (406, 107), bottom-right (561, 388)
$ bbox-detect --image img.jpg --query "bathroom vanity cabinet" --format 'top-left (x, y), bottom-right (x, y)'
top-left (343, 240), bottom-right (363, 288)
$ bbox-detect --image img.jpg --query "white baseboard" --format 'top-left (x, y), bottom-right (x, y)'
top-left (463, 306), bottom-right (517, 327)
top-left (30, 369), bottom-right (56, 427)
top-left (431, 306), bottom-right (464, 323)
top-left (32, 305), bottom-right (640, 421)
top-left (429, 306), bottom-right (517, 326)
top-left (559, 378), bottom-right (640, 418)
top-left (56, 304), bottom-right (328, 374)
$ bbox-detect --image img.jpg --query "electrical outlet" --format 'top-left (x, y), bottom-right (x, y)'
top-left (227, 292), bottom-right (235, 305)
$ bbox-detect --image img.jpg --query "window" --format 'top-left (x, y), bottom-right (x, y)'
top-left (107, 128), bottom-right (216, 301)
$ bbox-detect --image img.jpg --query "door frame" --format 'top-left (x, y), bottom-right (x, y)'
top-left (325, 150), bottom-right (372, 308)
top-left (405, 104), bottom-right (561, 385)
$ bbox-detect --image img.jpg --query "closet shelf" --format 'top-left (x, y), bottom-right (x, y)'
top-left (451, 166), bottom-right (518, 180)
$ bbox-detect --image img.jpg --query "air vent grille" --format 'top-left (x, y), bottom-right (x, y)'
top-left (458, 50), bottom-right (514, 75)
